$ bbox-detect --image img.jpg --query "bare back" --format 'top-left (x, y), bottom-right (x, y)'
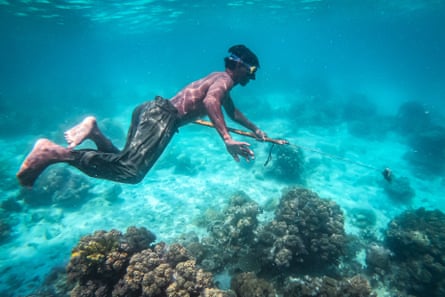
top-left (170, 71), bottom-right (234, 126)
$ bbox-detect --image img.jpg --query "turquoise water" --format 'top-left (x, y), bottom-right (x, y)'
top-left (1, 1), bottom-right (445, 296)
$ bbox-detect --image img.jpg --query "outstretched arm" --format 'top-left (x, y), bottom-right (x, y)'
top-left (203, 86), bottom-right (255, 162)
top-left (223, 95), bottom-right (267, 140)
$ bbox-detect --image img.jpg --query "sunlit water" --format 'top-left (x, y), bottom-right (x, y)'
top-left (0, 1), bottom-right (444, 296)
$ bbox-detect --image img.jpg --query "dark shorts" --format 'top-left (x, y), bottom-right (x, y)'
top-left (70, 96), bottom-right (179, 184)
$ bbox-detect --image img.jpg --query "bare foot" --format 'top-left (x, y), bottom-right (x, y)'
top-left (64, 116), bottom-right (98, 149)
top-left (17, 139), bottom-right (70, 187)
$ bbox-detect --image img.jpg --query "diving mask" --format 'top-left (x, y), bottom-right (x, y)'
top-left (228, 53), bottom-right (258, 76)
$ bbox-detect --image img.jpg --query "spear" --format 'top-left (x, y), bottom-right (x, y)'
top-left (193, 119), bottom-right (289, 145)
top-left (193, 119), bottom-right (392, 182)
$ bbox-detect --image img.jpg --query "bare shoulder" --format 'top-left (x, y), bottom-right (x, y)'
top-left (204, 71), bottom-right (233, 90)
top-left (196, 71), bottom-right (227, 82)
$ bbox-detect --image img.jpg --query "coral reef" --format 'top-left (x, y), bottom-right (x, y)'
top-left (230, 272), bottom-right (275, 297)
top-left (282, 275), bottom-right (376, 297)
top-left (288, 86), bottom-right (342, 128)
top-left (346, 117), bottom-right (391, 140)
top-left (18, 167), bottom-right (93, 207)
top-left (365, 243), bottom-right (392, 275)
top-left (382, 175), bottom-right (415, 204)
top-left (112, 243), bottom-right (231, 297)
top-left (393, 101), bottom-right (445, 176)
top-left (184, 188), bottom-right (347, 278)
top-left (67, 227), bottom-right (155, 296)
top-left (25, 188), bottom-right (445, 297)
top-left (124, 226), bottom-right (157, 254)
top-left (186, 192), bottom-right (262, 273)
top-left (210, 191), bottom-right (260, 246)
top-left (384, 208), bottom-right (445, 297)
top-left (67, 227), bottom-right (230, 297)
top-left (112, 243), bottom-right (213, 297)
top-left (342, 94), bottom-right (377, 123)
top-left (395, 101), bottom-right (432, 136)
top-left (342, 94), bottom-right (391, 140)
top-left (263, 145), bottom-right (306, 184)
top-left (404, 125), bottom-right (445, 176)
top-left (256, 188), bottom-right (346, 273)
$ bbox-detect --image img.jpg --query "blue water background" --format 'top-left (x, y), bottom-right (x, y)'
top-left (1, 1), bottom-right (445, 296)
top-left (1, 0), bottom-right (444, 135)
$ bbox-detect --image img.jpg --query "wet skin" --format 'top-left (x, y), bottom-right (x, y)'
top-left (16, 64), bottom-right (265, 186)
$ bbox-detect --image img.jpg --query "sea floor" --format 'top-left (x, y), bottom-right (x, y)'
top-left (0, 111), bottom-right (444, 297)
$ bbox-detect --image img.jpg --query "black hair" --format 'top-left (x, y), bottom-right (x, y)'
top-left (224, 44), bottom-right (260, 69)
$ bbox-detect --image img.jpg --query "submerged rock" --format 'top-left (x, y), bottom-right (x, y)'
top-left (18, 167), bottom-right (93, 208)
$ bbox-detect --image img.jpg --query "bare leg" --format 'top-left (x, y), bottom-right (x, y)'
top-left (17, 139), bottom-right (73, 187)
top-left (64, 116), bottom-right (118, 152)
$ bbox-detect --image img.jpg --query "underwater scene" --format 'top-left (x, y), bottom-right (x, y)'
top-left (1, 0), bottom-right (445, 296)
